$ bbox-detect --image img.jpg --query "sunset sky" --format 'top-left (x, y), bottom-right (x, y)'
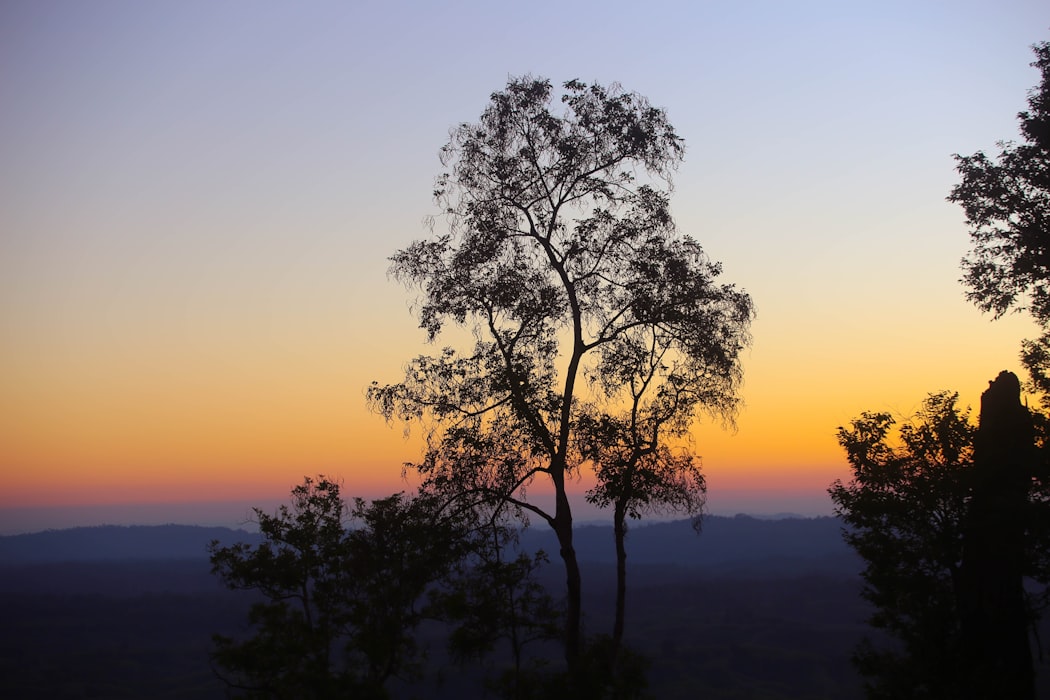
top-left (2, 1), bottom-right (1048, 533)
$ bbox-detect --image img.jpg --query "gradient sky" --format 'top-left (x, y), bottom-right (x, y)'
top-left (2, 1), bottom-right (1048, 533)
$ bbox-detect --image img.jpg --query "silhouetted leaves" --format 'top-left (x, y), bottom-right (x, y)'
top-left (208, 479), bottom-right (467, 699)
top-left (829, 394), bottom-right (974, 698)
top-left (950, 41), bottom-right (1050, 402)
top-left (830, 387), bottom-right (1050, 698)
top-left (370, 75), bottom-right (753, 672)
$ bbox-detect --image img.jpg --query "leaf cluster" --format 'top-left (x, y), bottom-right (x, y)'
top-left (439, 522), bottom-right (561, 667)
top-left (208, 478), bottom-right (469, 698)
top-left (951, 42), bottom-right (1050, 326)
top-left (829, 393), bottom-right (975, 697)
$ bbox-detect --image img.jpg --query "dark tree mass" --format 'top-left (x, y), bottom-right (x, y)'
top-left (830, 378), bottom-right (1050, 699)
top-left (207, 479), bottom-right (472, 698)
top-left (829, 392), bottom-right (976, 697)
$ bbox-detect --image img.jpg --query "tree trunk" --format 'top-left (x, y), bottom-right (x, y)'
top-left (959, 370), bottom-right (1035, 700)
top-left (612, 500), bottom-right (628, 656)
top-left (552, 476), bottom-right (582, 675)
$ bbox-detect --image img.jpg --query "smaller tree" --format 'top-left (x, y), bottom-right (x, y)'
top-left (829, 393), bottom-right (975, 698)
top-left (209, 477), bottom-right (360, 699)
top-left (577, 407), bottom-right (706, 656)
top-left (209, 478), bottom-right (467, 699)
top-left (439, 517), bottom-right (561, 700)
top-left (341, 491), bottom-right (472, 688)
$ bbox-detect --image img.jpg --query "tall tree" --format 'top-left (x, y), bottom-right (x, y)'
top-left (949, 41), bottom-right (1050, 396)
top-left (369, 77), bottom-right (753, 672)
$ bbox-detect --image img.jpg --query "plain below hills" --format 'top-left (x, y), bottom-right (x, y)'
top-left (0, 515), bottom-right (868, 700)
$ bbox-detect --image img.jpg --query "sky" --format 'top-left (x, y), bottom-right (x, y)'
top-left (2, 1), bottom-right (1049, 534)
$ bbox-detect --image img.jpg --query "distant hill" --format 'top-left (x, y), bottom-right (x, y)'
top-left (0, 524), bottom-right (262, 564)
top-left (524, 514), bottom-right (859, 576)
top-left (0, 516), bottom-right (856, 576)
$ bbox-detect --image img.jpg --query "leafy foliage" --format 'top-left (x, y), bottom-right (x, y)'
top-left (830, 389), bottom-right (1050, 698)
top-left (439, 519), bottom-right (562, 699)
top-left (208, 478), bottom-right (360, 699)
top-left (950, 41), bottom-right (1050, 400)
top-left (829, 393), bottom-right (975, 698)
top-left (208, 478), bottom-right (466, 699)
top-left (951, 41), bottom-right (1050, 324)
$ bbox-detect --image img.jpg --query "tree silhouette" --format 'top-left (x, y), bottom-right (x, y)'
top-left (577, 393), bottom-right (707, 656)
top-left (830, 382), bottom-right (1050, 699)
top-left (947, 40), bottom-right (1050, 697)
top-left (438, 515), bottom-right (561, 699)
top-left (208, 478), bottom-right (468, 699)
top-left (208, 477), bottom-right (362, 699)
top-left (368, 76), bottom-right (753, 674)
top-left (949, 41), bottom-right (1050, 399)
top-left (830, 392), bottom-right (975, 698)
top-left (341, 491), bottom-right (472, 688)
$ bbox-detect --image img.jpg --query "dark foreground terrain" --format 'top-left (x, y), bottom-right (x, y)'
top-left (0, 516), bottom-right (989, 698)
